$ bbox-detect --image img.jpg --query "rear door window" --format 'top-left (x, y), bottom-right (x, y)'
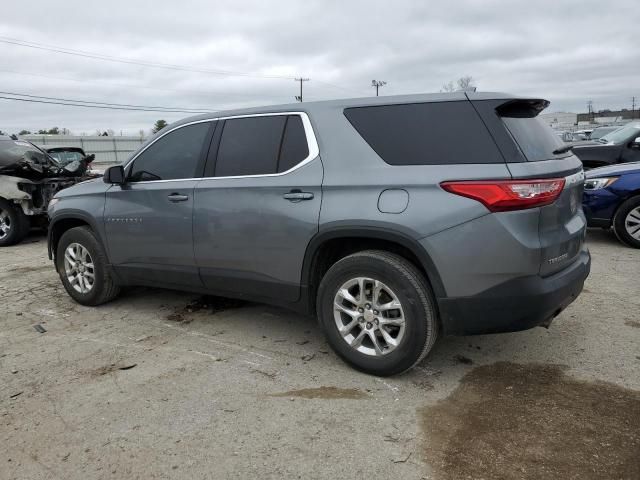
top-left (214, 116), bottom-right (286, 177)
top-left (278, 115), bottom-right (309, 173)
top-left (343, 101), bottom-right (503, 165)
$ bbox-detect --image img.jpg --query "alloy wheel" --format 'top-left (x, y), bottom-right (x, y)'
top-left (333, 277), bottom-right (406, 356)
top-left (0, 209), bottom-right (11, 240)
top-left (624, 207), bottom-right (640, 240)
top-left (64, 242), bottom-right (95, 294)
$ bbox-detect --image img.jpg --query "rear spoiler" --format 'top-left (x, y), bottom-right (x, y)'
top-left (496, 99), bottom-right (550, 118)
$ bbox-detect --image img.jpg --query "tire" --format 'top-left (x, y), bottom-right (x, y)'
top-left (613, 196), bottom-right (640, 249)
top-left (317, 250), bottom-right (438, 376)
top-left (0, 198), bottom-right (29, 247)
top-left (56, 226), bottom-right (120, 305)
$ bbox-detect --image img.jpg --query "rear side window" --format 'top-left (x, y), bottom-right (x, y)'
top-left (212, 115), bottom-right (310, 177)
top-left (278, 116), bottom-right (309, 172)
top-left (343, 101), bottom-right (502, 165)
top-left (215, 116), bottom-right (286, 177)
top-left (129, 122), bottom-right (210, 181)
top-left (501, 116), bottom-right (567, 162)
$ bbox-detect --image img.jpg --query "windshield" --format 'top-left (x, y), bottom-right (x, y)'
top-left (599, 123), bottom-right (640, 144)
top-left (47, 150), bottom-right (85, 166)
top-left (590, 127), bottom-right (618, 140)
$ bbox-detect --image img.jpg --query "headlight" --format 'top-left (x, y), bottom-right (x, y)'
top-left (48, 198), bottom-right (60, 209)
top-left (584, 177), bottom-right (618, 191)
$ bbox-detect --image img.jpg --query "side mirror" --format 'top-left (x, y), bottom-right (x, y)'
top-left (103, 165), bottom-right (125, 184)
top-left (84, 153), bottom-right (96, 164)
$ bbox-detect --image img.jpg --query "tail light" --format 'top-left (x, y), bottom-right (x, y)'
top-left (440, 178), bottom-right (565, 212)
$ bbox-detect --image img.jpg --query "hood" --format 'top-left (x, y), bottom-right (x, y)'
top-left (54, 176), bottom-right (108, 198)
top-left (585, 162), bottom-right (640, 178)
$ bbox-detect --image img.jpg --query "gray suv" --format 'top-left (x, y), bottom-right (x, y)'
top-left (48, 92), bottom-right (591, 376)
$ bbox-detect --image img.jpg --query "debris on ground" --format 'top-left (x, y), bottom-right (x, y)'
top-left (33, 324), bottom-right (47, 333)
top-left (270, 386), bottom-right (368, 400)
top-left (9, 391), bottom-right (23, 399)
top-left (301, 353), bottom-right (315, 362)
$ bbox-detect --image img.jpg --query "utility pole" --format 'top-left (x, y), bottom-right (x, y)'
top-left (294, 78), bottom-right (309, 102)
top-left (371, 80), bottom-right (387, 96)
top-left (587, 100), bottom-right (593, 123)
top-left (632, 96), bottom-right (636, 119)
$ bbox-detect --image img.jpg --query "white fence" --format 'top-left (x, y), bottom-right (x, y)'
top-left (23, 135), bottom-right (145, 164)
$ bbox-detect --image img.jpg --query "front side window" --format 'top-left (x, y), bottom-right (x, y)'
top-left (129, 122), bottom-right (211, 181)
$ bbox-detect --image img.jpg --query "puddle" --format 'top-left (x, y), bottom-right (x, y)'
top-left (270, 386), bottom-right (368, 400)
top-left (420, 362), bottom-right (640, 480)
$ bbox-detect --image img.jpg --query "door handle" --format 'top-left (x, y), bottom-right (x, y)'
top-left (283, 190), bottom-right (314, 202)
top-left (167, 193), bottom-right (189, 202)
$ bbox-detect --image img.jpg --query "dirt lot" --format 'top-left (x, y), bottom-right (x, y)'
top-left (1, 229), bottom-right (639, 479)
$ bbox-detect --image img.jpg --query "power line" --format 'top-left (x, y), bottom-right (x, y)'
top-left (0, 91), bottom-right (210, 112)
top-left (0, 93), bottom-right (211, 114)
top-left (0, 68), bottom-right (296, 101)
top-left (0, 36), bottom-right (296, 80)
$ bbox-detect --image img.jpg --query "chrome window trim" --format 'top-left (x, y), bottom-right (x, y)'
top-left (123, 112), bottom-right (319, 183)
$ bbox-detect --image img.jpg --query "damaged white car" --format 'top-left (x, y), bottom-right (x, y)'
top-left (0, 135), bottom-right (98, 246)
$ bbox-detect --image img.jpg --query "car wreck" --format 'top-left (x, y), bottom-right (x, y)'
top-left (0, 135), bottom-right (98, 246)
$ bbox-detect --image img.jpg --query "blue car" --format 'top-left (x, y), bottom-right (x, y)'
top-left (583, 162), bottom-right (640, 248)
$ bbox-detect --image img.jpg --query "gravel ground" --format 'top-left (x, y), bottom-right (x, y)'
top-left (1, 229), bottom-right (639, 479)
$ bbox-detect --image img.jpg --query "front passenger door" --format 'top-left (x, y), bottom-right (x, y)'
top-left (104, 121), bottom-right (214, 287)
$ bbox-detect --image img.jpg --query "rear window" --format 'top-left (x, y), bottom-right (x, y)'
top-left (343, 101), bottom-right (503, 165)
top-left (501, 116), bottom-right (568, 162)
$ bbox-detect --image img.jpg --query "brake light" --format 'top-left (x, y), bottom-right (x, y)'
top-left (440, 178), bottom-right (565, 212)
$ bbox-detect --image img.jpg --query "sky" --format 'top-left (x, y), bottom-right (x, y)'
top-left (1, 0), bottom-right (638, 136)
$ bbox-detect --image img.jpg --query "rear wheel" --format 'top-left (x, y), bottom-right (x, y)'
top-left (317, 250), bottom-right (438, 376)
top-left (56, 226), bottom-right (120, 305)
top-left (613, 196), bottom-right (640, 249)
top-left (0, 198), bottom-right (28, 247)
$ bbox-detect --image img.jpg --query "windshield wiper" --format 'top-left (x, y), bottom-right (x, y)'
top-left (552, 145), bottom-right (574, 155)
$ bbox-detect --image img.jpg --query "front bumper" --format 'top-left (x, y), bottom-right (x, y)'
top-left (438, 249), bottom-right (591, 336)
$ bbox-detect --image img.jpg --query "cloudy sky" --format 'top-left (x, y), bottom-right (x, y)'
top-left (1, 0), bottom-right (638, 135)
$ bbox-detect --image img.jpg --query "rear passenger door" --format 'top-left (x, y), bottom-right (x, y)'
top-left (193, 113), bottom-right (322, 302)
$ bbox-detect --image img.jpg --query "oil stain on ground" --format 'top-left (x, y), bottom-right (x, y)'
top-left (270, 386), bottom-right (368, 400)
top-left (166, 295), bottom-right (249, 323)
top-left (624, 319), bottom-right (640, 329)
top-left (420, 362), bottom-right (640, 480)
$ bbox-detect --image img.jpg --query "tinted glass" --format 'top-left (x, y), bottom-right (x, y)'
top-left (501, 117), bottom-right (568, 161)
top-left (215, 116), bottom-right (286, 177)
top-left (278, 116), bottom-right (309, 172)
top-left (344, 101), bottom-right (503, 165)
top-left (129, 122), bottom-right (210, 181)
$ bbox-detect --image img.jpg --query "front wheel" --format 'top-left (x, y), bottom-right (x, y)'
top-left (613, 196), bottom-right (640, 249)
top-left (317, 250), bottom-right (438, 376)
top-left (56, 226), bottom-right (120, 305)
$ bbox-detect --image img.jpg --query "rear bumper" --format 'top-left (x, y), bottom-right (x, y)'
top-left (438, 249), bottom-right (591, 336)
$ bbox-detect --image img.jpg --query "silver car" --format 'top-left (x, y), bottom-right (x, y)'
top-left (48, 92), bottom-right (590, 375)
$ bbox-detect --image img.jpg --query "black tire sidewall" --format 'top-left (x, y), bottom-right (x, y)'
top-left (56, 227), bottom-right (109, 305)
top-left (318, 254), bottom-right (432, 376)
top-left (614, 196), bottom-right (640, 248)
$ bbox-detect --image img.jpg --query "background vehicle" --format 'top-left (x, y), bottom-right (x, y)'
top-left (48, 92), bottom-right (590, 376)
top-left (583, 162), bottom-right (640, 248)
top-left (0, 136), bottom-right (97, 246)
top-left (573, 122), bottom-right (640, 168)
top-left (589, 126), bottom-right (620, 141)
